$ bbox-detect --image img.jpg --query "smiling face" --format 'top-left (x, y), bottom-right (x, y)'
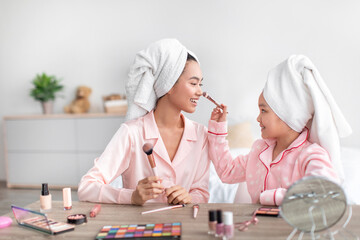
top-left (166, 60), bottom-right (203, 113)
top-left (257, 93), bottom-right (294, 139)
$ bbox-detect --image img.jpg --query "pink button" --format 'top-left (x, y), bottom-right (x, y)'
top-left (0, 216), bottom-right (12, 229)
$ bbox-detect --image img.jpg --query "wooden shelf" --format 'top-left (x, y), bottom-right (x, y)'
top-left (3, 112), bottom-right (126, 120)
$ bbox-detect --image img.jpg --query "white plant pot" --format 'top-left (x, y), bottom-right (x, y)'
top-left (41, 101), bottom-right (53, 114)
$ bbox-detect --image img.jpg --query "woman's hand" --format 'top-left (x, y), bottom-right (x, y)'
top-left (131, 176), bottom-right (164, 205)
top-left (210, 104), bottom-right (227, 122)
top-left (165, 185), bottom-right (192, 205)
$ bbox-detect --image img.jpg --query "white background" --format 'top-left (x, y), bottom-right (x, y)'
top-left (0, 0), bottom-right (359, 180)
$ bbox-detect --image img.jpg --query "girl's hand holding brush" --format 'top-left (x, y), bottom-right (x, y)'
top-left (211, 104), bottom-right (228, 122)
top-left (202, 91), bottom-right (228, 115)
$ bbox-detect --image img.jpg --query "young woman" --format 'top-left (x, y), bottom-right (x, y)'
top-left (208, 55), bottom-right (351, 206)
top-left (78, 39), bottom-right (210, 205)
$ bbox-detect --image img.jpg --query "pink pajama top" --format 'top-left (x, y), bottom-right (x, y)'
top-left (78, 111), bottom-right (210, 204)
top-left (208, 120), bottom-right (339, 206)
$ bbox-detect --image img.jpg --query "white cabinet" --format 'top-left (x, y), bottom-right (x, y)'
top-left (3, 114), bottom-right (125, 188)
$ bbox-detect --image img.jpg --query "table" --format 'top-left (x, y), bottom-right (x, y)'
top-left (1, 201), bottom-right (359, 239)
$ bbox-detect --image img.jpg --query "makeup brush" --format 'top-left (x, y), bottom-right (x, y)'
top-left (193, 204), bottom-right (199, 219)
top-left (202, 92), bottom-right (222, 108)
top-left (141, 204), bottom-right (186, 215)
top-left (202, 92), bottom-right (228, 113)
top-left (143, 143), bottom-right (159, 177)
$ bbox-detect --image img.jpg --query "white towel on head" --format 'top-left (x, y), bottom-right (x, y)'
top-left (263, 55), bottom-right (352, 181)
top-left (125, 39), bottom-right (197, 121)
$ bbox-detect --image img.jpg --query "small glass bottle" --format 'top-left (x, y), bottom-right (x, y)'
top-left (223, 211), bottom-right (234, 239)
top-left (40, 183), bottom-right (52, 212)
top-left (215, 209), bottom-right (224, 237)
top-left (208, 210), bottom-right (217, 235)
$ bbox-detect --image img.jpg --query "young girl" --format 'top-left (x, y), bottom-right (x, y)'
top-left (78, 39), bottom-right (210, 205)
top-left (208, 55), bottom-right (352, 206)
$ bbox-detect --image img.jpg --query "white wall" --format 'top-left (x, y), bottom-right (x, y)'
top-left (1, 0), bottom-right (359, 181)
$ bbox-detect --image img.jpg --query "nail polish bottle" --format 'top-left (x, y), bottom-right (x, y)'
top-left (63, 187), bottom-right (72, 210)
top-left (223, 211), bottom-right (234, 239)
top-left (208, 210), bottom-right (217, 235)
top-left (40, 183), bottom-right (52, 212)
top-left (215, 209), bottom-right (224, 237)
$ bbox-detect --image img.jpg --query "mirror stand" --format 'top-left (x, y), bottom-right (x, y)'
top-left (286, 205), bottom-right (358, 240)
top-left (281, 177), bottom-right (359, 240)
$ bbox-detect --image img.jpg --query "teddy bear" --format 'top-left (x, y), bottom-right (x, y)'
top-left (64, 86), bottom-right (92, 114)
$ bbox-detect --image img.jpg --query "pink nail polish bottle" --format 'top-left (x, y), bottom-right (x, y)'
top-left (215, 209), bottom-right (224, 237)
top-left (223, 211), bottom-right (234, 239)
top-left (208, 210), bottom-right (217, 235)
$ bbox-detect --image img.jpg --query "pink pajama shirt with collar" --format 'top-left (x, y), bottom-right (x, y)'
top-left (78, 111), bottom-right (210, 204)
top-left (208, 120), bottom-right (339, 206)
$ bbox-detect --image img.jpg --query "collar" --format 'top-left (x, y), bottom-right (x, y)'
top-left (143, 110), bottom-right (198, 142)
top-left (263, 127), bottom-right (309, 150)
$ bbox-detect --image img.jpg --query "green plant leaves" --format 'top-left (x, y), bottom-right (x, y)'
top-left (30, 73), bottom-right (64, 102)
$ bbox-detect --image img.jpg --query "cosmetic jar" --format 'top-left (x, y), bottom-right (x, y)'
top-left (67, 214), bottom-right (87, 225)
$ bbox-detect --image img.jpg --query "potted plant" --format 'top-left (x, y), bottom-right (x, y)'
top-left (30, 73), bottom-right (64, 114)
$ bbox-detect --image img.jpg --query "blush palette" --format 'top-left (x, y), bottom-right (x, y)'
top-left (255, 207), bottom-right (280, 217)
top-left (95, 222), bottom-right (181, 239)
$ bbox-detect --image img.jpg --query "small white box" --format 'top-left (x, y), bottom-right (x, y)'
top-left (104, 99), bottom-right (128, 114)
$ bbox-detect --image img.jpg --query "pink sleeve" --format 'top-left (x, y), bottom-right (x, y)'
top-left (208, 120), bottom-right (247, 184)
top-left (189, 135), bottom-right (210, 203)
top-left (77, 124), bottom-right (135, 204)
top-left (260, 188), bottom-right (287, 206)
top-left (300, 144), bottom-right (340, 184)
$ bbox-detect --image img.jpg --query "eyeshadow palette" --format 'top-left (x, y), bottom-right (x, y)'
top-left (22, 216), bottom-right (75, 233)
top-left (255, 207), bottom-right (280, 217)
top-left (95, 222), bottom-right (181, 239)
top-left (11, 205), bottom-right (74, 235)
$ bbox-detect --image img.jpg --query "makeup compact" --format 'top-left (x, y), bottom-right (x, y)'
top-left (11, 205), bottom-right (74, 235)
top-left (0, 216), bottom-right (12, 229)
top-left (255, 207), bottom-right (280, 217)
top-left (67, 214), bottom-right (87, 225)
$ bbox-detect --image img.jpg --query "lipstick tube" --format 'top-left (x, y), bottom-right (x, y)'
top-left (63, 187), bottom-right (72, 210)
top-left (90, 204), bottom-right (101, 218)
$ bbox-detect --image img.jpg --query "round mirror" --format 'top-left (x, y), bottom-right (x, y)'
top-left (280, 176), bottom-right (347, 233)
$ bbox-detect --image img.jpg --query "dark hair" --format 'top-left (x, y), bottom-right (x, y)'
top-left (155, 52), bottom-right (197, 104)
top-left (187, 53), bottom-right (197, 62)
